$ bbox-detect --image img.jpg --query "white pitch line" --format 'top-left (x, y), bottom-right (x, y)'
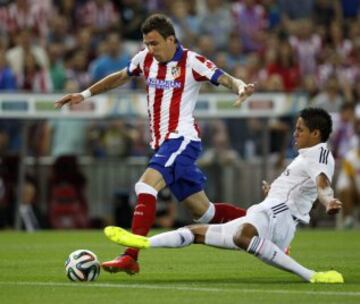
top-left (0, 281), bottom-right (359, 297)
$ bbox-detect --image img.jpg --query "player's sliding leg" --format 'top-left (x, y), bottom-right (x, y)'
top-left (245, 235), bottom-right (343, 283)
top-left (104, 223), bottom-right (225, 250)
top-left (104, 226), bottom-right (151, 249)
top-left (246, 235), bottom-right (315, 280)
top-left (233, 223), bottom-right (343, 283)
top-left (104, 221), bottom-right (247, 251)
top-left (101, 181), bottom-right (158, 274)
top-left (203, 221), bottom-right (343, 283)
top-left (104, 226), bottom-right (195, 249)
top-left (105, 219), bottom-right (344, 283)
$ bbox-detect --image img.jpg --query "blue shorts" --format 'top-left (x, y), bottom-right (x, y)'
top-left (148, 137), bottom-right (206, 202)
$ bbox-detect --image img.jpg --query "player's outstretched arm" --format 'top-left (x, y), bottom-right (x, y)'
top-left (316, 173), bottom-right (343, 215)
top-left (54, 68), bottom-right (131, 109)
top-left (217, 72), bottom-right (255, 107)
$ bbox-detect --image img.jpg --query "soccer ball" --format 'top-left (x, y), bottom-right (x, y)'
top-left (65, 249), bottom-right (100, 282)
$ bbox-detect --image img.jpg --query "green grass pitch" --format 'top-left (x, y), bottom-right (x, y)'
top-left (0, 229), bottom-right (359, 304)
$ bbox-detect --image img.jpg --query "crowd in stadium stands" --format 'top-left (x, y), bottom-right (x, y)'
top-left (0, 0), bottom-right (360, 229)
top-left (0, 0), bottom-right (358, 98)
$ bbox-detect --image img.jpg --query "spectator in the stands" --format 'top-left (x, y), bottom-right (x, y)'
top-left (6, 0), bottom-right (52, 42)
top-left (231, 0), bottom-right (267, 53)
top-left (89, 32), bottom-right (130, 82)
top-left (330, 102), bottom-right (356, 160)
top-left (6, 28), bottom-right (49, 79)
top-left (77, 0), bottom-right (120, 37)
top-left (265, 39), bottom-right (300, 92)
top-left (313, 75), bottom-right (344, 113)
top-left (168, 0), bottom-right (200, 47)
top-left (0, 49), bottom-right (17, 90)
top-left (115, 0), bottom-right (147, 41)
top-left (289, 19), bottom-right (321, 77)
top-left (65, 49), bottom-right (91, 91)
top-left (199, 0), bottom-right (233, 50)
top-left (17, 51), bottom-right (52, 92)
top-left (47, 42), bottom-right (66, 92)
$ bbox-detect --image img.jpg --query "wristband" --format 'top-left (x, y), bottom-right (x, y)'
top-left (80, 89), bottom-right (92, 100)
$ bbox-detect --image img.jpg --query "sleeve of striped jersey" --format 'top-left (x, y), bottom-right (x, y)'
top-left (305, 151), bottom-right (334, 183)
top-left (190, 53), bottom-right (224, 85)
top-left (127, 50), bottom-right (145, 77)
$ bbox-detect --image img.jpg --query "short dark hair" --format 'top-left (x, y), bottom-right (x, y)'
top-left (141, 14), bottom-right (176, 39)
top-left (299, 107), bottom-right (332, 142)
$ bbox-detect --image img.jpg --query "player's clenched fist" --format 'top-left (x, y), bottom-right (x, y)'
top-left (234, 83), bottom-right (256, 107)
top-left (326, 199), bottom-right (342, 215)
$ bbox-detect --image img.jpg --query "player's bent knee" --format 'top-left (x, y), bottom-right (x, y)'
top-left (192, 202), bottom-right (215, 223)
top-left (233, 223), bottom-right (258, 250)
top-left (134, 181), bottom-right (158, 197)
top-left (186, 224), bottom-right (208, 244)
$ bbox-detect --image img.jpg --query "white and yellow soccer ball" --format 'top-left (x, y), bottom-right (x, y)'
top-left (65, 249), bottom-right (100, 282)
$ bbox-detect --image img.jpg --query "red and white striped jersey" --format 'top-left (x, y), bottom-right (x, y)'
top-left (127, 45), bottom-right (224, 149)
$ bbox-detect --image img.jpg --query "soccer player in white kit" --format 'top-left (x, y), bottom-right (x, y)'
top-left (55, 14), bottom-right (255, 274)
top-left (104, 108), bottom-right (344, 283)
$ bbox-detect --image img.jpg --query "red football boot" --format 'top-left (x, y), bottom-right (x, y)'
top-left (102, 255), bottom-right (139, 275)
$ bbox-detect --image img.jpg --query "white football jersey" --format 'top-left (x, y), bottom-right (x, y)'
top-left (127, 45), bottom-right (223, 149)
top-left (263, 143), bottom-right (335, 223)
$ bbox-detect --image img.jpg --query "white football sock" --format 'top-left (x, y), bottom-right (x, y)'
top-left (247, 236), bottom-right (315, 281)
top-left (149, 228), bottom-right (194, 248)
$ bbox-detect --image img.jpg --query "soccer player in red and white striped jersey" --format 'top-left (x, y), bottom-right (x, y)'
top-left (55, 14), bottom-right (255, 275)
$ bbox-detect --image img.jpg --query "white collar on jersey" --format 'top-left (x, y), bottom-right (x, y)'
top-left (298, 142), bottom-right (328, 156)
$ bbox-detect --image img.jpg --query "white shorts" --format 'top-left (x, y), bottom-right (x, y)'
top-left (208, 203), bottom-right (297, 251)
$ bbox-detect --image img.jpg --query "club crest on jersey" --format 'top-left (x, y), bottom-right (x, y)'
top-left (171, 67), bottom-right (181, 78)
top-left (205, 60), bottom-right (216, 70)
